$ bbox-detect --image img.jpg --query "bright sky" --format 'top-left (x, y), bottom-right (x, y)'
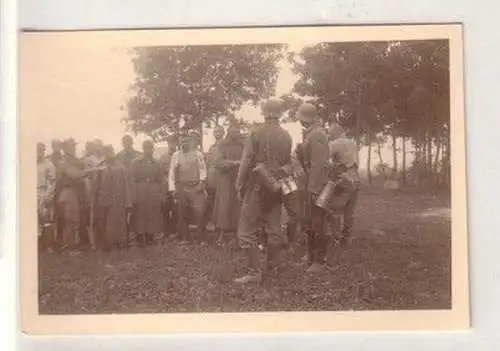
top-left (20, 37), bottom-right (402, 170)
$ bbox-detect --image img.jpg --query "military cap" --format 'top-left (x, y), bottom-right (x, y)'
top-left (327, 123), bottom-right (345, 140)
top-left (296, 103), bottom-right (318, 123)
top-left (261, 98), bottom-right (283, 115)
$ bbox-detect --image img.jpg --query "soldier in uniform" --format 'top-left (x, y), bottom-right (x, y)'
top-left (327, 123), bottom-right (360, 246)
top-left (203, 125), bottom-right (225, 231)
top-left (49, 139), bottom-right (64, 245)
top-left (117, 135), bottom-right (142, 243)
top-left (234, 98), bottom-right (293, 284)
top-left (57, 138), bottom-right (97, 254)
top-left (117, 135), bottom-right (142, 168)
top-left (160, 134), bottom-right (179, 238)
top-left (131, 140), bottom-right (165, 246)
top-left (296, 103), bottom-right (331, 273)
top-left (283, 140), bottom-right (307, 246)
top-left (37, 142), bottom-right (56, 250)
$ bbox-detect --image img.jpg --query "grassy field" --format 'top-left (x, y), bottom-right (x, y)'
top-left (38, 186), bottom-right (451, 314)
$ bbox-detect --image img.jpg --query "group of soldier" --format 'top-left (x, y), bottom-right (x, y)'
top-left (36, 98), bottom-right (360, 284)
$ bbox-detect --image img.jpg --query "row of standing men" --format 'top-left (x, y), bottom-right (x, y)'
top-left (37, 99), bottom-right (360, 284)
top-left (37, 123), bottom-right (246, 254)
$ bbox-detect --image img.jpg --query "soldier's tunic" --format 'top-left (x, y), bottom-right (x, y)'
top-left (57, 155), bottom-right (87, 249)
top-left (236, 120), bottom-right (293, 249)
top-left (168, 149), bottom-right (207, 240)
top-left (49, 151), bottom-right (64, 242)
top-left (117, 148), bottom-right (142, 236)
top-left (37, 157), bottom-right (56, 236)
top-left (204, 140), bottom-right (223, 226)
top-left (117, 148), bottom-right (142, 169)
top-left (212, 135), bottom-right (244, 232)
top-left (131, 156), bottom-right (164, 236)
top-left (94, 159), bottom-right (132, 248)
top-left (301, 125), bottom-right (330, 263)
top-left (81, 154), bottom-right (105, 240)
top-left (282, 142), bottom-right (307, 243)
top-left (328, 135), bottom-right (360, 235)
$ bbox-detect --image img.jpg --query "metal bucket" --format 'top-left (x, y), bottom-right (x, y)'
top-left (280, 176), bottom-right (298, 196)
top-left (315, 181), bottom-right (336, 209)
top-left (316, 179), bottom-right (352, 213)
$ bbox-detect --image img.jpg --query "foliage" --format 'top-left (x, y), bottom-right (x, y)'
top-left (125, 44), bottom-right (286, 141)
top-left (287, 40), bottom-right (450, 188)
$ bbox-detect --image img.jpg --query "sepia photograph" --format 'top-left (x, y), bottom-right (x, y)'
top-left (19, 24), bottom-right (468, 334)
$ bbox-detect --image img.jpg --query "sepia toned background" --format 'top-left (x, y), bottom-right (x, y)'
top-left (19, 24), bottom-right (468, 334)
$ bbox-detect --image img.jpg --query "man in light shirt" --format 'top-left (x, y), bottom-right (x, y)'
top-left (327, 123), bottom-right (360, 246)
top-left (168, 133), bottom-right (208, 244)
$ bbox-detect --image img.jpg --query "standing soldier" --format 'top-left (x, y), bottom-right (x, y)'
top-left (82, 141), bottom-right (105, 249)
top-left (117, 135), bottom-right (142, 168)
top-left (131, 140), bottom-right (164, 246)
top-left (327, 123), bottom-right (360, 246)
top-left (159, 134), bottom-right (179, 238)
top-left (168, 133), bottom-right (208, 244)
top-left (57, 138), bottom-right (96, 254)
top-left (212, 122), bottom-right (245, 244)
top-left (234, 98), bottom-right (293, 284)
top-left (49, 139), bottom-right (63, 245)
top-left (203, 125), bottom-right (225, 231)
top-left (93, 145), bottom-right (132, 251)
top-left (37, 142), bottom-right (56, 250)
top-left (283, 140), bottom-right (307, 246)
top-left (49, 139), bottom-right (63, 169)
top-left (117, 135), bottom-right (142, 244)
top-left (296, 103), bottom-right (331, 273)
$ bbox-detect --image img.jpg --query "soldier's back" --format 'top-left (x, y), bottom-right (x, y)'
top-left (251, 122), bottom-right (292, 168)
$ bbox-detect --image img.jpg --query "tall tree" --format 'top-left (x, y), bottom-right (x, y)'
top-left (287, 39), bottom-right (450, 189)
top-left (125, 44), bottom-right (286, 142)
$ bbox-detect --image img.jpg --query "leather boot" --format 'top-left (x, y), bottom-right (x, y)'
top-left (339, 225), bottom-right (352, 247)
top-left (234, 247), bottom-right (261, 284)
top-left (265, 244), bottom-right (282, 278)
top-left (306, 230), bottom-right (315, 266)
top-left (307, 234), bottom-right (328, 273)
top-left (137, 234), bottom-right (146, 247)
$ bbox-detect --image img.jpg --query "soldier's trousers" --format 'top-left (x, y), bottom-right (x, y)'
top-left (202, 186), bottom-right (216, 228)
top-left (176, 184), bottom-right (207, 241)
top-left (57, 187), bottom-right (80, 249)
top-left (342, 189), bottom-right (359, 235)
top-left (304, 193), bottom-right (329, 264)
top-left (237, 186), bottom-right (287, 272)
top-left (162, 193), bottom-right (177, 236)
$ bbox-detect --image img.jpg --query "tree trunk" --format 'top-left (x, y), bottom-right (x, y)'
top-left (434, 137), bottom-right (442, 184)
top-left (367, 140), bottom-right (372, 186)
top-left (355, 84), bottom-right (362, 149)
top-left (376, 138), bottom-right (385, 179)
top-left (422, 137), bottom-right (428, 177)
top-left (427, 134), bottom-right (433, 174)
top-left (198, 122), bottom-right (204, 151)
top-left (392, 131), bottom-right (398, 174)
top-left (402, 135), bottom-right (407, 184)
